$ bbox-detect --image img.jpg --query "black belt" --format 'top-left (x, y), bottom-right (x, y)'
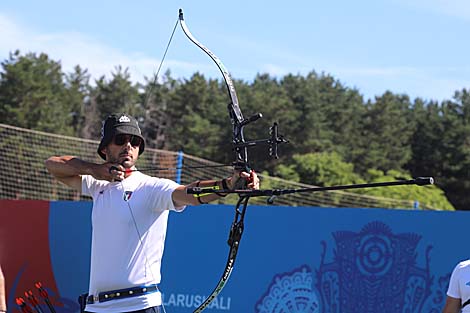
top-left (86, 284), bottom-right (159, 304)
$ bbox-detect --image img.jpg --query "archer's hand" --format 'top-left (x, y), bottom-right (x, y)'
top-left (229, 170), bottom-right (259, 190)
top-left (92, 163), bottom-right (125, 182)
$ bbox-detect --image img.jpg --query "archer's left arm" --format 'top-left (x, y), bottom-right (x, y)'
top-left (172, 170), bottom-right (259, 207)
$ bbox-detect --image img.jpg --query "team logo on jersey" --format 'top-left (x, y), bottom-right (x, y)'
top-left (123, 191), bottom-right (133, 201)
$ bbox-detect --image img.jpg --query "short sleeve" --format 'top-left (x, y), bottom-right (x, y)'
top-left (82, 175), bottom-right (108, 198)
top-left (447, 263), bottom-right (462, 299)
top-left (146, 178), bottom-right (185, 212)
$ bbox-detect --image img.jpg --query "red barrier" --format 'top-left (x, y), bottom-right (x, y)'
top-left (0, 200), bottom-right (59, 310)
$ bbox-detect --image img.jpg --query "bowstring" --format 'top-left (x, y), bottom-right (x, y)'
top-left (129, 164), bottom-right (232, 172)
top-left (142, 18), bottom-right (179, 108)
top-left (121, 179), bottom-right (168, 313)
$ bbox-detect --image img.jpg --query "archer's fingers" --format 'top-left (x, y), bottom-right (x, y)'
top-left (238, 171), bottom-right (251, 179)
top-left (247, 181), bottom-right (259, 189)
top-left (240, 170), bottom-right (259, 190)
top-left (108, 164), bottom-right (125, 181)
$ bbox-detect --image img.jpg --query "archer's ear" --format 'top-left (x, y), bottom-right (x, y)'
top-left (100, 147), bottom-right (108, 159)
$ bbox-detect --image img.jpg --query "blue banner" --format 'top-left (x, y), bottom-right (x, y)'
top-left (6, 201), bottom-right (468, 312)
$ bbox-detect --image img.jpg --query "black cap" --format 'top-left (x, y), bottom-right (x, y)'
top-left (97, 113), bottom-right (145, 160)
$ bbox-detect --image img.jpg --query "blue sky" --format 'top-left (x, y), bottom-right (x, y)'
top-left (1, 0), bottom-right (469, 102)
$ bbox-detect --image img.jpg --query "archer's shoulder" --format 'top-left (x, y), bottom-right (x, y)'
top-left (134, 171), bottom-right (179, 188)
top-left (82, 174), bottom-right (109, 185)
top-left (453, 259), bottom-right (470, 273)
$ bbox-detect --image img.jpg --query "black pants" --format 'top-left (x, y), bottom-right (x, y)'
top-left (85, 306), bottom-right (162, 313)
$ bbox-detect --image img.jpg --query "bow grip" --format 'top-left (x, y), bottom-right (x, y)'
top-left (232, 161), bottom-right (254, 189)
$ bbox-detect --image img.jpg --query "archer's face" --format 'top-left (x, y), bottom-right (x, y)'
top-left (102, 134), bottom-right (141, 168)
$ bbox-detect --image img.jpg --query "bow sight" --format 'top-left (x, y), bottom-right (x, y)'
top-left (233, 113), bottom-right (288, 159)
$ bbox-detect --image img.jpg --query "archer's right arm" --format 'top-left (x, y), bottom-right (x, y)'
top-left (45, 156), bottom-right (113, 191)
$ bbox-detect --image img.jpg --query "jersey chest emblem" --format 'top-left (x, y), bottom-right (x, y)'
top-left (123, 191), bottom-right (133, 201)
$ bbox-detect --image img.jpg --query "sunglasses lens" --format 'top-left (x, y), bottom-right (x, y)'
top-left (114, 135), bottom-right (141, 147)
top-left (114, 134), bottom-right (126, 145)
top-left (130, 137), bottom-right (142, 147)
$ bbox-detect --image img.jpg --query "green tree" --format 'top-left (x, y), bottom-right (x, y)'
top-left (301, 73), bottom-right (368, 165)
top-left (239, 73), bottom-right (295, 170)
top-left (406, 99), bottom-right (443, 178)
top-left (65, 65), bottom-right (91, 137)
top-left (0, 50), bottom-right (73, 134)
top-left (165, 73), bottom-right (227, 161)
top-left (281, 72), bottom-right (334, 155)
top-left (355, 169), bottom-right (454, 210)
top-left (275, 152), bottom-right (454, 210)
top-left (275, 152), bottom-right (363, 186)
top-left (354, 91), bottom-right (414, 174)
top-left (435, 89), bottom-right (470, 210)
top-left (90, 66), bottom-right (141, 139)
top-left (139, 70), bottom-right (178, 150)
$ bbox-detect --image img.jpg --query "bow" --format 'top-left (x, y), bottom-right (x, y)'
top-left (178, 9), bottom-right (287, 312)
top-left (147, 9), bottom-right (434, 312)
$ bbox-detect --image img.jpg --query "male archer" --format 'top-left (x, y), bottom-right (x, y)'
top-left (45, 113), bottom-right (259, 313)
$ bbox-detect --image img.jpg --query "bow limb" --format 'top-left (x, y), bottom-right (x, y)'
top-left (178, 9), bottom-right (250, 168)
top-left (178, 9), bottom-right (243, 123)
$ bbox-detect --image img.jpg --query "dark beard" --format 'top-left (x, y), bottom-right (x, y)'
top-left (108, 155), bottom-right (134, 168)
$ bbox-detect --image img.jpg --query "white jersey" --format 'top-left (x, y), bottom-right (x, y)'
top-left (81, 171), bottom-right (184, 312)
top-left (447, 259), bottom-right (470, 312)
